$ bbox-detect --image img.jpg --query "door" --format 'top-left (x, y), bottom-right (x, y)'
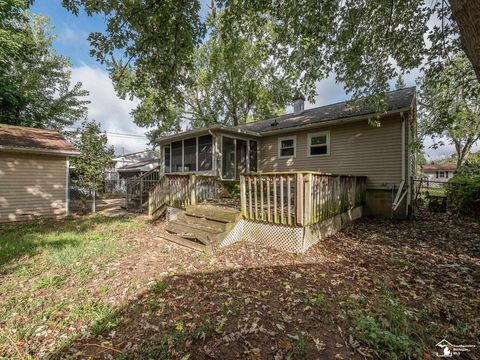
top-left (236, 139), bottom-right (247, 180)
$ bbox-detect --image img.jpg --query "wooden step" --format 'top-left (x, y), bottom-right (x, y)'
top-left (176, 213), bottom-right (229, 232)
top-left (156, 232), bottom-right (212, 253)
top-left (185, 204), bottom-right (240, 222)
top-left (165, 220), bottom-right (224, 244)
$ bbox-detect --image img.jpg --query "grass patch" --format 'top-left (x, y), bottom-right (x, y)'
top-left (0, 214), bottom-right (148, 358)
top-left (348, 290), bottom-right (422, 359)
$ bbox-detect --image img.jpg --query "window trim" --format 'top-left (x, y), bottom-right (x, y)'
top-left (278, 136), bottom-right (296, 159)
top-left (307, 131), bottom-right (330, 157)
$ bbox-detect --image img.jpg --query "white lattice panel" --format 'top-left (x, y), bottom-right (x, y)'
top-left (242, 221), bottom-right (304, 253)
top-left (219, 219), bottom-right (245, 247)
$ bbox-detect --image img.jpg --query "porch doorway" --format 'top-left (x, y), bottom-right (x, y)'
top-left (222, 137), bottom-right (257, 180)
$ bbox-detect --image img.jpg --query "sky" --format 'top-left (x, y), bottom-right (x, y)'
top-left (31, 0), bottom-right (478, 160)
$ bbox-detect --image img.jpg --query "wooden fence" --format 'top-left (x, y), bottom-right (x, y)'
top-left (148, 174), bottom-right (219, 219)
top-left (240, 172), bottom-right (367, 227)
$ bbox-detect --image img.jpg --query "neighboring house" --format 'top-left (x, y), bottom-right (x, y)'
top-left (104, 150), bottom-right (159, 192)
top-left (157, 87), bottom-right (417, 218)
top-left (0, 125), bottom-right (80, 223)
top-left (422, 163), bottom-right (456, 183)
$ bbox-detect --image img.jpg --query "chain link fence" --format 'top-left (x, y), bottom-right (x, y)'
top-left (412, 177), bottom-right (470, 214)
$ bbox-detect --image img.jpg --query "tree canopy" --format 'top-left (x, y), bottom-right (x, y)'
top-left (0, 1), bottom-right (89, 130)
top-left (419, 55), bottom-right (480, 168)
top-left (59, 1), bottom-right (480, 134)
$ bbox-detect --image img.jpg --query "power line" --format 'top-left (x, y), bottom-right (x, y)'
top-left (105, 131), bottom-right (148, 139)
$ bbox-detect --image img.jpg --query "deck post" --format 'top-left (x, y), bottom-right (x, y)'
top-left (240, 175), bottom-right (247, 217)
top-left (190, 174), bottom-right (197, 206)
top-left (296, 173), bottom-right (304, 226)
top-left (304, 173), bottom-right (312, 226)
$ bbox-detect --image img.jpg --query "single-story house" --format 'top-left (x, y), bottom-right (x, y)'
top-left (0, 125), bottom-right (80, 223)
top-left (157, 87), bottom-right (417, 219)
top-left (422, 163), bottom-right (456, 183)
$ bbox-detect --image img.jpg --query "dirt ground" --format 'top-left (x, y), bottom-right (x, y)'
top-left (1, 212), bottom-right (479, 359)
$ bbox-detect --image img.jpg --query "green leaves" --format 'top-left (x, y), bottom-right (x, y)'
top-left (68, 120), bottom-right (114, 189)
top-left (419, 55), bottom-right (480, 167)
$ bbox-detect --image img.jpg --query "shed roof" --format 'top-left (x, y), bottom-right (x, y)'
top-left (237, 87), bottom-right (416, 134)
top-left (422, 163), bottom-right (457, 171)
top-left (0, 125), bottom-right (80, 156)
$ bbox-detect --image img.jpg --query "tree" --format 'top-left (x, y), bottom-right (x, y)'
top-left (0, 2), bottom-right (89, 130)
top-left (419, 55), bottom-right (480, 168)
top-left (69, 120), bottom-right (114, 191)
top-left (60, 0), bottom-right (480, 125)
top-left (184, 18), bottom-right (292, 129)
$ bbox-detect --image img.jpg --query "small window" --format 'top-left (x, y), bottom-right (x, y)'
top-left (308, 132), bottom-right (330, 156)
top-left (439, 171), bottom-right (445, 178)
top-left (279, 137), bottom-right (296, 158)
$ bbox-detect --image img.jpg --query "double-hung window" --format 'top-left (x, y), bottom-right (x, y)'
top-left (308, 132), bottom-right (330, 156)
top-left (278, 137), bottom-right (296, 158)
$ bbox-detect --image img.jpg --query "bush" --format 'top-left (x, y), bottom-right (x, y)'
top-left (446, 176), bottom-right (480, 217)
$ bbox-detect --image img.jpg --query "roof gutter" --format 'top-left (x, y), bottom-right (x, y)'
top-left (158, 125), bottom-right (261, 144)
top-left (0, 145), bottom-right (81, 157)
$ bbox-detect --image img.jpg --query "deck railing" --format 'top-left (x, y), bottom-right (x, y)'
top-left (148, 174), bottom-right (219, 219)
top-left (240, 172), bottom-right (367, 227)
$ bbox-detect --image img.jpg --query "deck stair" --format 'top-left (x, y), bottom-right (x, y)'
top-left (157, 204), bottom-right (241, 253)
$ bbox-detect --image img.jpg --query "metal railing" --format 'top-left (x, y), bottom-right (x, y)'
top-left (125, 165), bottom-right (162, 212)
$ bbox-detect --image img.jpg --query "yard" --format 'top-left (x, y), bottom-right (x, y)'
top-left (0, 213), bottom-right (478, 359)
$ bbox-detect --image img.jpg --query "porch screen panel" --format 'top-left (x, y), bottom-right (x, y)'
top-left (249, 140), bottom-right (258, 172)
top-left (222, 137), bottom-right (235, 179)
top-left (198, 134), bottom-right (212, 171)
top-left (164, 146), bottom-right (171, 173)
top-left (183, 138), bottom-right (197, 172)
top-left (171, 141), bottom-right (182, 172)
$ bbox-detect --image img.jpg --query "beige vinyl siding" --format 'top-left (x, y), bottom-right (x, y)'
top-left (258, 115), bottom-right (405, 189)
top-left (0, 152), bottom-right (67, 223)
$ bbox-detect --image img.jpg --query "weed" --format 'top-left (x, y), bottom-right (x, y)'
top-left (152, 280), bottom-right (167, 294)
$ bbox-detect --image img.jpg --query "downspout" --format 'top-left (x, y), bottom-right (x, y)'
top-left (392, 113), bottom-right (407, 212)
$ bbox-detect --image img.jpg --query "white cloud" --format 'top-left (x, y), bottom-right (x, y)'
top-left (70, 66), bottom-right (150, 155)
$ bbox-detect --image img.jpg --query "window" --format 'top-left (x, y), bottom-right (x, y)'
top-left (164, 146), bottom-right (171, 173)
top-left (171, 141), bottom-right (183, 172)
top-left (278, 137), bottom-right (296, 158)
top-left (439, 171), bottom-right (445, 178)
top-left (308, 132), bottom-right (330, 156)
top-left (198, 135), bottom-right (212, 171)
top-left (183, 138), bottom-right (197, 172)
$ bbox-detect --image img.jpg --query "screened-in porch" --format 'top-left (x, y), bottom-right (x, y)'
top-left (161, 130), bottom-right (258, 181)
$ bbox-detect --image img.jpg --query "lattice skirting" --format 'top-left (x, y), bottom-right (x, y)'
top-left (220, 206), bottom-right (363, 253)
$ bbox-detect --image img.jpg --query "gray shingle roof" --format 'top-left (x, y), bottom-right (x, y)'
top-left (237, 87), bottom-right (415, 134)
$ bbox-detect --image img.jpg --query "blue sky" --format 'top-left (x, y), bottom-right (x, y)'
top-left (30, 0), bottom-right (476, 159)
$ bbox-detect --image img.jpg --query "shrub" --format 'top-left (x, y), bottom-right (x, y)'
top-left (446, 176), bottom-right (480, 217)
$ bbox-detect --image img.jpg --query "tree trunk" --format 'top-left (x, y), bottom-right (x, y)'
top-left (450, 0), bottom-right (480, 81)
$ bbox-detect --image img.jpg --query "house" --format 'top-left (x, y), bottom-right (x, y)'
top-left (422, 163), bottom-right (456, 183)
top-left (104, 150), bottom-right (159, 193)
top-left (157, 87), bottom-right (417, 219)
top-left (0, 125), bottom-right (80, 223)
